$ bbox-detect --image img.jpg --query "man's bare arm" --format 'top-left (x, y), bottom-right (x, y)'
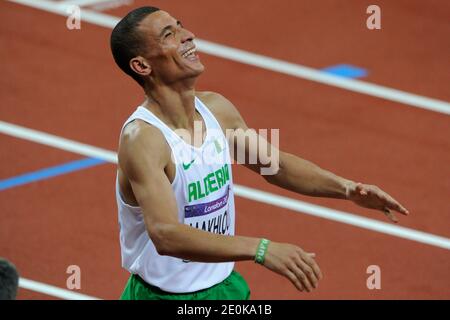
top-left (268, 153), bottom-right (409, 222)
top-left (118, 120), bottom-right (322, 292)
top-left (203, 92), bottom-right (409, 223)
top-left (266, 152), bottom-right (352, 199)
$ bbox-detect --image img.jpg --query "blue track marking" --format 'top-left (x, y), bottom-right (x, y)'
top-left (322, 64), bottom-right (368, 78)
top-left (0, 157), bottom-right (106, 191)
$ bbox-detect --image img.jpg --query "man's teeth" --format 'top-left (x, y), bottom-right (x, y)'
top-left (182, 49), bottom-right (196, 58)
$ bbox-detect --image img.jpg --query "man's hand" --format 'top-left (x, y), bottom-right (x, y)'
top-left (263, 242), bottom-right (322, 292)
top-left (346, 182), bottom-right (410, 223)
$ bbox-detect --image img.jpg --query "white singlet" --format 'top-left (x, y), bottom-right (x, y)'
top-left (116, 96), bottom-right (235, 293)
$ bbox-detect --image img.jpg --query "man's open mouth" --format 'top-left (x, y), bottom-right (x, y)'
top-left (181, 47), bottom-right (197, 59)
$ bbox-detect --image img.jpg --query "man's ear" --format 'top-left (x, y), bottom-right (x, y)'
top-left (130, 57), bottom-right (152, 77)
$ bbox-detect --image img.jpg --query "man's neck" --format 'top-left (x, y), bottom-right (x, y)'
top-left (143, 80), bottom-right (198, 130)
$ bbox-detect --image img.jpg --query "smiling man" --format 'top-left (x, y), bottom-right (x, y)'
top-left (110, 6), bottom-right (409, 300)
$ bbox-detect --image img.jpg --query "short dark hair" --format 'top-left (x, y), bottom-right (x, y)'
top-left (110, 6), bottom-right (160, 86)
top-left (0, 258), bottom-right (19, 300)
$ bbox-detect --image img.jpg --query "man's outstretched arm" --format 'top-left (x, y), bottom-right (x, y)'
top-left (206, 92), bottom-right (409, 223)
top-left (266, 151), bottom-right (409, 223)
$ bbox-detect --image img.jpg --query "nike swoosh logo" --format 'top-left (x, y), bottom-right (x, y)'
top-left (182, 159), bottom-right (195, 170)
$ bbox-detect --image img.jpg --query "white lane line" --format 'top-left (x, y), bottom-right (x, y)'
top-left (7, 0), bottom-right (450, 116)
top-left (197, 40), bottom-right (450, 116)
top-left (2, 120), bottom-right (450, 250)
top-left (19, 277), bottom-right (101, 300)
top-left (0, 121), bottom-right (117, 163)
top-left (234, 185), bottom-right (450, 250)
top-left (58, 0), bottom-right (112, 7)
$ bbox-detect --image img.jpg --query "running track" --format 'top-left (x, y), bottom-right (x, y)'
top-left (0, 0), bottom-right (449, 299)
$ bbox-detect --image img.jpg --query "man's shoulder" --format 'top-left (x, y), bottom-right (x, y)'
top-left (196, 91), bottom-right (242, 128)
top-left (119, 120), bottom-right (168, 162)
top-left (196, 91), bottom-right (233, 109)
top-left (121, 119), bottom-right (165, 144)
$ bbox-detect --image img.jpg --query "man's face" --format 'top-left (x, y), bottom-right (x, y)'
top-left (138, 11), bottom-right (204, 84)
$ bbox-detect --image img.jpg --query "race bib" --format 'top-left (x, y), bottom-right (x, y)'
top-left (184, 186), bottom-right (231, 236)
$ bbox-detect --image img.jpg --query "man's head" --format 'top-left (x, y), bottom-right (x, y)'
top-left (0, 258), bottom-right (19, 300)
top-left (110, 7), bottom-right (204, 88)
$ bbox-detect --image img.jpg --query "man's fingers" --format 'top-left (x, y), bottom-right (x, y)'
top-left (286, 269), bottom-right (304, 292)
top-left (383, 207), bottom-right (398, 223)
top-left (296, 258), bottom-right (318, 289)
top-left (390, 200), bottom-right (409, 215)
top-left (288, 264), bottom-right (313, 292)
top-left (354, 183), bottom-right (410, 218)
top-left (304, 253), bottom-right (323, 280)
top-left (400, 205), bottom-right (409, 215)
top-left (385, 195), bottom-right (409, 215)
top-left (372, 187), bottom-right (409, 217)
top-left (390, 202), bottom-right (409, 215)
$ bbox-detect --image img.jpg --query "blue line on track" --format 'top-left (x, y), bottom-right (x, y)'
top-left (322, 64), bottom-right (368, 78)
top-left (0, 157), bottom-right (106, 191)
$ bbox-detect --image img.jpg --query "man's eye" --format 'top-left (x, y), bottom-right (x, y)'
top-left (164, 32), bottom-right (172, 38)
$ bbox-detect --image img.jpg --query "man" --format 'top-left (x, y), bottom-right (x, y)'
top-left (111, 7), bottom-right (409, 300)
top-left (0, 258), bottom-right (19, 300)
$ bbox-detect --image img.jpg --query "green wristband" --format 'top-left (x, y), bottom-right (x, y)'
top-left (255, 238), bottom-right (270, 265)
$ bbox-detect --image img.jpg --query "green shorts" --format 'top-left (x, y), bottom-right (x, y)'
top-left (120, 270), bottom-right (250, 300)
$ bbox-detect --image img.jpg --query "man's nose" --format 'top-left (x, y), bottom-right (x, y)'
top-left (181, 28), bottom-right (195, 43)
